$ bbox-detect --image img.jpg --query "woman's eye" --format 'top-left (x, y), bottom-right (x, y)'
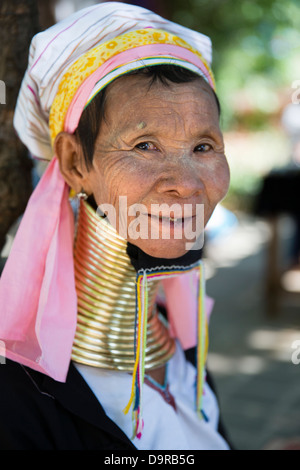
top-left (194, 143), bottom-right (212, 153)
top-left (135, 142), bottom-right (157, 151)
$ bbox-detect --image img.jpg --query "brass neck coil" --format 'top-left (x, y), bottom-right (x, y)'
top-left (71, 200), bottom-right (176, 371)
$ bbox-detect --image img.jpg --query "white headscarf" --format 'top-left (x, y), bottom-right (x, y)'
top-left (14, 2), bottom-right (213, 161)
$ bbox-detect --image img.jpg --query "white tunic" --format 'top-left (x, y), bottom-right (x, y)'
top-left (75, 342), bottom-right (229, 450)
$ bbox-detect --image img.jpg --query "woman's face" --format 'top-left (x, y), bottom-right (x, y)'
top-left (78, 74), bottom-right (230, 259)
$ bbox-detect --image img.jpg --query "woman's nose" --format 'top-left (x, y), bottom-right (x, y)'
top-left (155, 161), bottom-right (204, 199)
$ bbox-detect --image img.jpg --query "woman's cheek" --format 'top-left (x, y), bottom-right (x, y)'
top-left (213, 156), bottom-right (230, 197)
top-left (219, 158), bottom-right (231, 199)
top-left (204, 159), bottom-right (230, 209)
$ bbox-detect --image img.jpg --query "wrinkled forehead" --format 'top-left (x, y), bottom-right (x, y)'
top-left (90, 73), bottom-right (222, 151)
top-left (101, 69), bottom-right (220, 126)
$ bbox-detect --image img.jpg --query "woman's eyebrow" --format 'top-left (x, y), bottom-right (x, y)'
top-left (121, 132), bottom-right (157, 145)
top-left (117, 117), bottom-right (223, 142)
top-left (194, 127), bottom-right (224, 139)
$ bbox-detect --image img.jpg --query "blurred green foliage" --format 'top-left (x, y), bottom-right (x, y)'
top-left (167, 0), bottom-right (299, 129)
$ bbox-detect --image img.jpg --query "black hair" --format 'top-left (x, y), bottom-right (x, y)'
top-left (74, 64), bottom-right (221, 170)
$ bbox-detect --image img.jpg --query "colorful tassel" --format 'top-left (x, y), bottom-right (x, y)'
top-left (124, 261), bottom-right (208, 439)
top-left (196, 260), bottom-right (208, 419)
top-left (123, 269), bottom-right (148, 439)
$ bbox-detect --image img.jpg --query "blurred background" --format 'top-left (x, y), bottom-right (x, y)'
top-left (0, 0), bottom-right (300, 450)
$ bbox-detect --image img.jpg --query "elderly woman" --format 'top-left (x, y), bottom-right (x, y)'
top-left (0, 3), bottom-right (231, 450)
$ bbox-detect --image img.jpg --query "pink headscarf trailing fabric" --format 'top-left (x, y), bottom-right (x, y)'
top-left (0, 2), bottom-right (214, 381)
top-left (0, 156), bottom-right (77, 380)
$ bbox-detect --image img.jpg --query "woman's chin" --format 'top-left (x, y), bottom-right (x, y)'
top-left (128, 238), bottom-right (194, 260)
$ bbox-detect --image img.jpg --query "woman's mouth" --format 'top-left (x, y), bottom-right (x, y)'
top-left (147, 213), bottom-right (196, 231)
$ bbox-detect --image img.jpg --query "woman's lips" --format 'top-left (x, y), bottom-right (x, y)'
top-left (146, 213), bottom-right (197, 232)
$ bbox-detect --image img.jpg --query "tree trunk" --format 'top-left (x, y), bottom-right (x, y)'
top-left (0, 0), bottom-right (40, 253)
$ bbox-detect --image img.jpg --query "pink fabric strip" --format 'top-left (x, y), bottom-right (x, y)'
top-left (0, 157), bottom-right (77, 381)
top-left (64, 43), bottom-right (214, 135)
top-left (161, 273), bottom-right (214, 350)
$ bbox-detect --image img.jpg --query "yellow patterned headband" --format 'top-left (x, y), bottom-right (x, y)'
top-left (49, 28), bottom-right (215, 146)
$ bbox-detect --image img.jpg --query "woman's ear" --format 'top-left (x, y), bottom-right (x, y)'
top-left (54, 132), bottom-right (91, 194)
